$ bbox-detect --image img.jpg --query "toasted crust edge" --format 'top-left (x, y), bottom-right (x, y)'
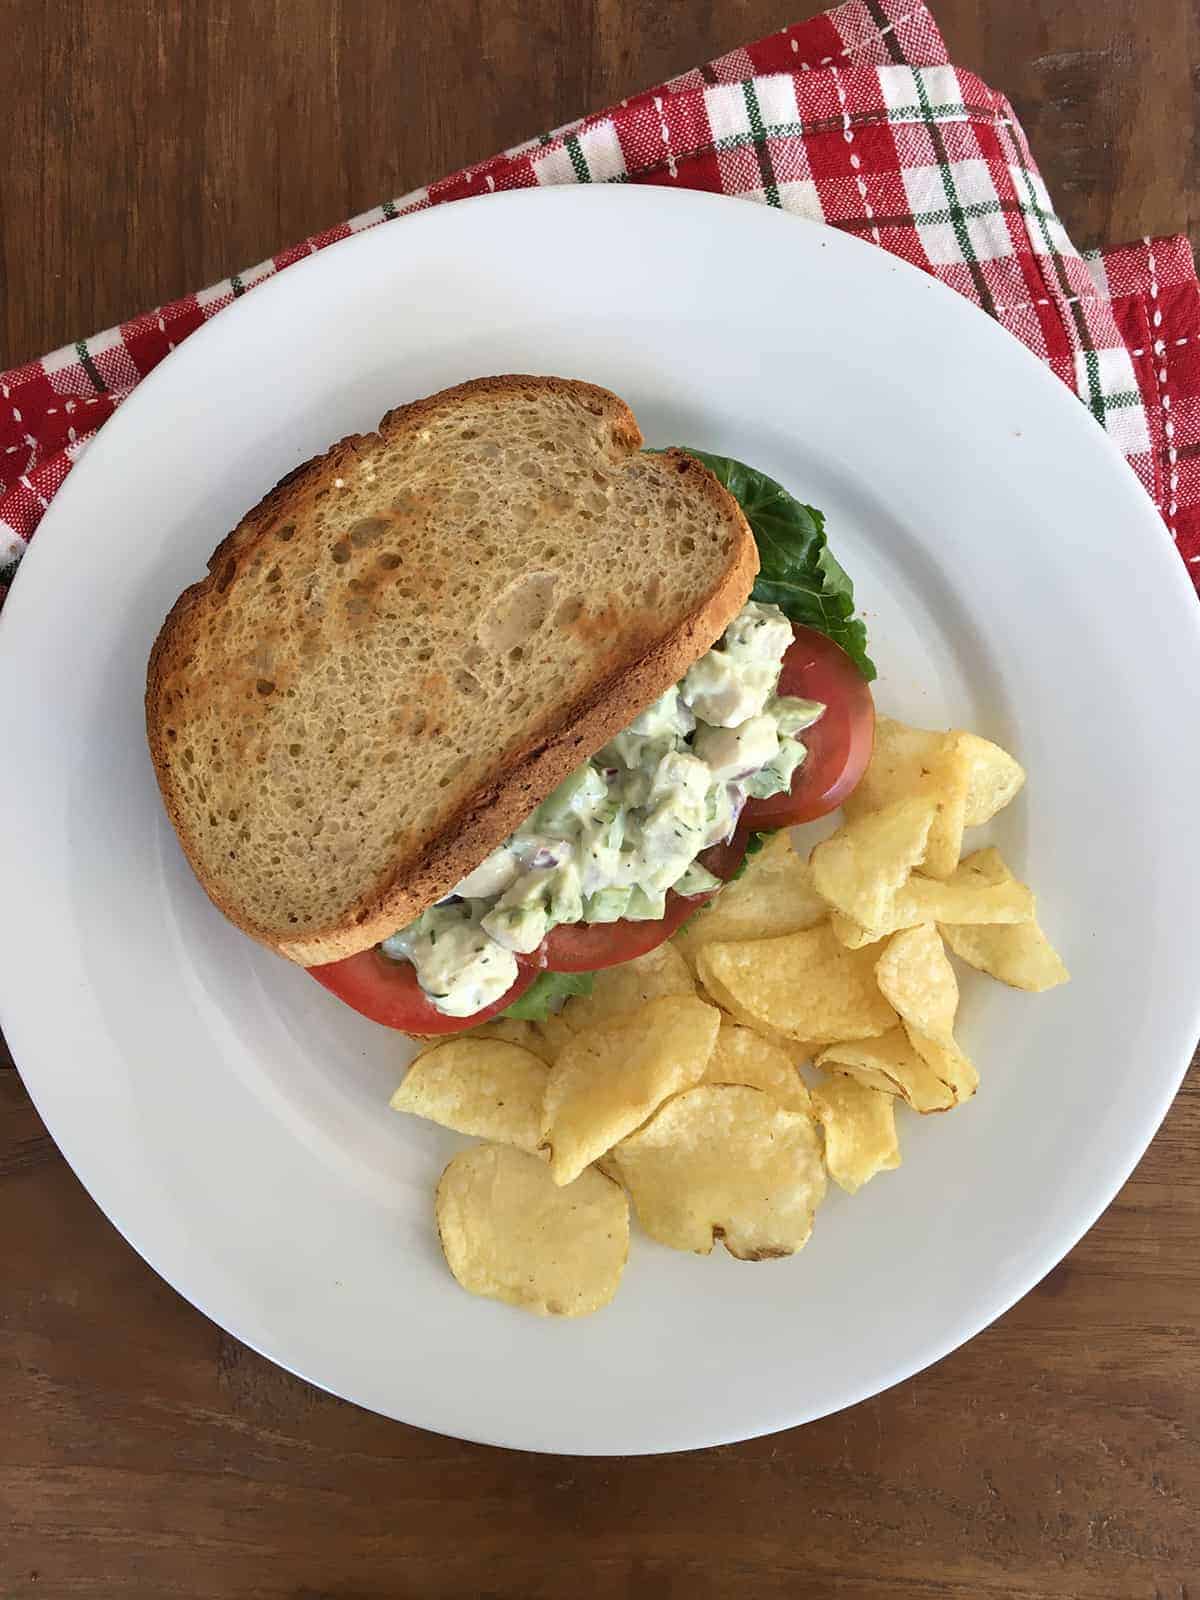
top-left (146, 375), bottom-right (758, 966)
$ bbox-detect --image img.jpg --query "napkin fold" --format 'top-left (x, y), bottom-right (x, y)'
top-left (3, 0), bottom-right (1198, 607)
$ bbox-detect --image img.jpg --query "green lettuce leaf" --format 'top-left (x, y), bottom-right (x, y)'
top-left (503, 969), bottom-right (595, 1021)
top-left (675, 448), bottom-right (875, 681)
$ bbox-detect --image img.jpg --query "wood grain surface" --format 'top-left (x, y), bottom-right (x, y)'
top-left (1, 3), bottom-right (1198, 1596)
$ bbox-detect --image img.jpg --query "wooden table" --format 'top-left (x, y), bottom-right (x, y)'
top-left (2, 3), bottom-right (1197, 1594)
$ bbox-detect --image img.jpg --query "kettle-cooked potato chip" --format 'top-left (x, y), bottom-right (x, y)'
top-left (817, 1029), bottom-right (955, 1113)
top-left (843, 716), bottom-right (942, 816)
top-left (436, 1143), bottom-right (629, 1316)
top-left (811, 1073), bottom-right (902, 1193)
top-left (611, 1084), bottom-right (826, 1258)
top-left (870, 927), bottom-right (979, 1103)
top-left (697, 925), bottom-right (898, 1044)
top-left (828, 912), bottom-right (887, 951)
top-left (557, 941), bottom-right (695, 1033)
top-left (810, 796), bottom-right (937, 931)
top-left (704, 1022), bottom-right (813, 1114)
top-left (841, 719), bottom-right (970, 879)
top-left (937, 848), bottom-right (1068, 992)
top-left (874, 924), bottom-right (959, 1045)
top-left (827, 854), bottom-right (1035, 947)
top-left (461, 1017), bottom-right (556, 1066)
top-left (960, 733), bottom-right (1026, 826)
top-left (941, 918), bottom-right (1069, 992)
top-left (940, 918), bottom-right (1068, 993)
top-left (915, 735), bottom-right (970, 880)
top-left (674, 831), bottom-right (827, 959)
top-left (909, 855), bottom-right (1035, 923)
top-left (541, 994), bottom-right (720, 1185)
top-left (902, 1026), bottom-right (979, 1103)
top-left (530, 1011), bottom-right (576, 1062)
top-left (391, 1038), bottom-right (548, 1152)
top-left (693, 983), bottom-right (799, 1047)
top-left (518, 944), bottom-right (697, 1064)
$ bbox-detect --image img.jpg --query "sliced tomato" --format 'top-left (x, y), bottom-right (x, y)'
top-left (743, 624), bottom-right (875, 829)
top-left (539, 895), bottom-right (699, 973)
top-left (307, 947), bottom-right (538, 1035)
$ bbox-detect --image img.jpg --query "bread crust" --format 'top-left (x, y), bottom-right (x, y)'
top-left (146, 375), bottom-right (758, 965)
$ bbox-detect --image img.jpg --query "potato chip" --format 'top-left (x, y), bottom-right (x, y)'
top-left (938, 847), bottom-right (1068, 992)
top-left (558, 941), bottom-right (695, 1033)
top-left (697, 926), bottom-right (897, 1044)
top-left (960, 733), bottom-right (1026, 827)
top-left (810, 796), bottom-right (936, 930)
top-left (674, 831), bottom-right (826, 960)
top-left (941, 918), bottom-right (1069, 992)
top-left (530, 1012), bottom-right (576, 1062)
top-left (817, 1029), bottom-right (955, 1113)
top-left (959, 844), bottom-right (1003, 882)
top-left (704, 1022), bottom-right (813, 1114)
top-left (811, 1073), bottom-right (901, 1193)
top-left (692, 976), bottom-right (797, 1046)
top-left (874, 924), bottom-right (958, 1045)
top-left (919, 737), bottom-right (971, 879)
top-left (905, 860), bottom-right (1034, 924)
top-left (940, 917), bottom-right (1068, 992)
top-left (436, 1143), bottom-right (628, 1316)
top-left (827, 854), bottom-right (1034, 947)
top-left (903, 1026), bottom-right (979, 1103)
top-left (843, 716), bottom-right (941, 817)
top-left (463, 1018), bottom-right (556, 1066)
top-left (841, 718), bottom-right (969, 879)
top-left (829, 911), bottom-right (887, 951)
top-left (522, 944), bottom-right (697, 1065)
top-left (391, 1038), bottom-right (548, 1152)
top-left (540, 995), bottom-right (720, 1185)
top-left (611, 1084), bottom-right (825, 1258)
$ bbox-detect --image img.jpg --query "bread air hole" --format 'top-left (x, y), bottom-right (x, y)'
top-left (349, 516), bottom-right (388, 548)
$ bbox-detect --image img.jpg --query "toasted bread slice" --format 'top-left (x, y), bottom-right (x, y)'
top-left (146, 375), bottom-right (757, 964)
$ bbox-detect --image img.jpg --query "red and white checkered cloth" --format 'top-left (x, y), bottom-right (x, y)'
top-left (3, 0), bottom-right (1198, 607)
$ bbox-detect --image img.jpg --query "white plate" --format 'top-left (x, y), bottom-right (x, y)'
top-left (3, 186), bottom-right (1199, 1456)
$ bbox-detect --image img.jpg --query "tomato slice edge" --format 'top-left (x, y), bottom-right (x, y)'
top-left (742, 624), bottom-right (875, 828)
top-left (308, 947), bottom-right (538, 1035)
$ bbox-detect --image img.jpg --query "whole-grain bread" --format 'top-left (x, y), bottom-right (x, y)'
top-left (146, 375), bottom-right (757, 964)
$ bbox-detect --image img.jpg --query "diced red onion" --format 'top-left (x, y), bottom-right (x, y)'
top-left (722, 786), bottom-right (746, 844)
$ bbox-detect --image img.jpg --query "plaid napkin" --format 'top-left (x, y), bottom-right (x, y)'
top-left (3, 0), bottom-right (1198, 609)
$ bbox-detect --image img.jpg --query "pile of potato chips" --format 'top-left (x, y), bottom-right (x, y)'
top-left (390, 717), bottom-right (1068, 1317)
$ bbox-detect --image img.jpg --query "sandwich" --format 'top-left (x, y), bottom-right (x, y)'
top-left (146, 375), bottom-right (875, 1035)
